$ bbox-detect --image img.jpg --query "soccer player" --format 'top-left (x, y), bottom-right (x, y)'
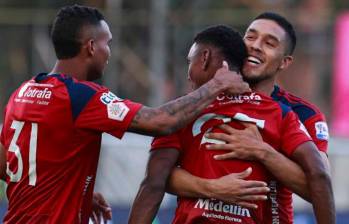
top-left (0, 5), bottom-right (250, 224)
top-left (168, 12), bottom-right (332, 222)
top-left (128, 23), bottom-right (334, 224)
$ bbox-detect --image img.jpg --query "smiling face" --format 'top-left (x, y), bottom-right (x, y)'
top-left (242, 19), bottom-right (293, 84)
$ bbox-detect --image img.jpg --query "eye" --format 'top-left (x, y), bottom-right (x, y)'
top-left (244, 35), bottom-right (255, 40)
top-left (266, 41), bottom-right (275, 47)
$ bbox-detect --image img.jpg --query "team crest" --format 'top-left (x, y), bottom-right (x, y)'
top-left (107, 102), bottom-right (129, 121)
top-left (315, 121), bottom-right (329, 140)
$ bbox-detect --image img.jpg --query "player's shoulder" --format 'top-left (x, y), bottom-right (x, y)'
top-left (250, 91), bottom-right (292, 119)
top-left (39, 73), bottom-right (107, 92)
top-left (271, 85), bottom-right (324, 123)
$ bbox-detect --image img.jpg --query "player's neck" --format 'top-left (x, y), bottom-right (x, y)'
top-left (50, 59), bottom-right (88, 81)
top-left (250, 78), bottom-right (275, 96)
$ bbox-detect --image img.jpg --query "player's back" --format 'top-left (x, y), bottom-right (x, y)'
top-left (151, 92), bottom-right (311, 224)
top-left (1, 74), bottom-right (102, 223)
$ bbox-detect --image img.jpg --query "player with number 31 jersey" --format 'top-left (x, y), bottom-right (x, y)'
top-left (0, 73), bottom-right (142, 223)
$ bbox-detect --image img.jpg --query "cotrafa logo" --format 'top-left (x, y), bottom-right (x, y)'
top-left (216, 92), bottom-right (262, 102)
top-left (18, 82), bottom-right (53, 99)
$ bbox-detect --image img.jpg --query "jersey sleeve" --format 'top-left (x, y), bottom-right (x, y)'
top-left (151, 132), bottom-right (181, 151)
top-left (75, 90), bottom-right (142, 139)
top-left (280, 111), bottom-right (313, 156)
top-left (303, 114), bottom-right (329, 153)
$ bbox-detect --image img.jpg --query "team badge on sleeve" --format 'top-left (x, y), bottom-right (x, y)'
top-left (100, 91), bottom-right (123, 105)
top-left (107, 102), bottom-right (129, 121)
top-left (315, 121), bottom-right (329, 140)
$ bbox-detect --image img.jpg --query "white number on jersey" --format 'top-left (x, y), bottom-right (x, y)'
top-left (6, 120), bottom-right (38, 186)
top-left (192, 113), bottom-right (265, 145)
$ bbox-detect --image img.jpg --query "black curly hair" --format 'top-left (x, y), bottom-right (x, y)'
top-left (193, 25), bottom-right (247, 72)
top-left (51, 5), bottom-right (105, 59)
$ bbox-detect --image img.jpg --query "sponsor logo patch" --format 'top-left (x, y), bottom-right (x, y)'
top-left (18, 82), bottom-right (53, 99)
top-left (107, 102), bottom-right (129, 121)
top-left (315, 121), bottom-right (329, 140)
top-left (100, 91), bottom-right (123, 105)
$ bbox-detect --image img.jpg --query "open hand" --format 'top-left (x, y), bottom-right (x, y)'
top-left (207, 167), bottom-right (269, 209)
top-left (90, 192), bottom-right (112, 224)
top-left (206, 122), bottom-right (274, 160)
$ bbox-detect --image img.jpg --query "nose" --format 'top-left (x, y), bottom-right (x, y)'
top-left (249, 38), bottom-right (263, 53)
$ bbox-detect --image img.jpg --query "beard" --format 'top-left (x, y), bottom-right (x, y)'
top-left (242, 73), bottom-right (272, 85)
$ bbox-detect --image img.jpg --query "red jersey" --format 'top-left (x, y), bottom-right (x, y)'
top-left (151, 92), bottom-right (312, 224)
top-left (271, 85), bottom-right (329, 152)
top-left (268, 85), bottom-right (329, 222)
top-left (0, 73), bottom-right (142, 223)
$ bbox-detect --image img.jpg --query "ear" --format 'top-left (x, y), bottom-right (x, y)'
top-left (86, 39), bottom-right (95, 56)
top-left (278, 55), bottom-right (293, 71)
top-left (201, 48), bottom-right (211, 71)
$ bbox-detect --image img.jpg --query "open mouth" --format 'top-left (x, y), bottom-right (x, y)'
top-left (247, 56), bottom-right (263, 65)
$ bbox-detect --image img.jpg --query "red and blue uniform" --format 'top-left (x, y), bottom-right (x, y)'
top-left (271, 85), bottom-right (329, 152)
top-left (269, 85), bottom-right (329, 222)
top-left (0, 73), bottom-right (142, 223)
top-left (152, 92), bottom-right (312, 224)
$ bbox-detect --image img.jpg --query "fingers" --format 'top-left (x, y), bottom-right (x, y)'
top-left (213, 152), bottom-right (237, 160)
top-left (239, 194), bottom-right (268, 201)
top-left (103, 207), bottom-right (112, 222)
top-left (241, 179), bottom-right (268, 188)
top-left (222, 60), bottom-right (229, 70)
top-left (235, 167), bottom-right (252, 179)
top-left (241, 186), bottom-right (270, 196)
top-left (205, 132), bottom-right (234, 145)
top-left (240, 122), bottom-right (263, 139)
top-left (91, 211), bottom-right (99, 224)
top-left (217, 124), bottom-right (239, 134)
top-left (235, 201), bottom-right (259, 210)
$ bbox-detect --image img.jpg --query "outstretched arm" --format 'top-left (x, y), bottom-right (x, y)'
top-left (291, 142), bottom-right (335, 224)
top-left (128, 148), bottom-right (180, 224)
top-left (128, 62), bottom-right (250, 136)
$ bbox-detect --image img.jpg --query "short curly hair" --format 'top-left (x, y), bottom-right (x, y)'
top-left (51, 5), bottom-right (105, 59)
top-left (193, 25), bottom-right (247, 72)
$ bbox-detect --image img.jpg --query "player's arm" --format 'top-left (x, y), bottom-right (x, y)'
top-left (128, 148), bottom-right (180, 224)
top-left (206, 124), bottom-right (312, 201)
top-left (128, 62), bottom-right (250, 136)
top-left (0, 143), bottom-right (6, 180)
top-left (167, 167), bottom-right (269, 208)
top-left (207, 124), bottom-right (335, 223)
top-left (291, 141), bottom-right (335, 224)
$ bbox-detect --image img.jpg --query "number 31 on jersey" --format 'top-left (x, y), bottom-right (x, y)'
top-left (7, 120), bottom-right (38, 186)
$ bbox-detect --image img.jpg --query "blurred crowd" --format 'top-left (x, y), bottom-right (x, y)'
top-left (0, 0), bottom-right (348, 128)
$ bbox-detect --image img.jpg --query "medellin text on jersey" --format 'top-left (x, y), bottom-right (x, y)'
top-left (151, 92), bottom-right (312, 224)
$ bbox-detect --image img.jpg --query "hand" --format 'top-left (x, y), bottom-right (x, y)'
top-left (90, 192), bottom-right (112, 224)
top-left (212, 61), bottom-right (251, 95)
top-left (206, 123), bottom-right (274, 160)
top-left (207, 167), bottom-right (269, 209)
